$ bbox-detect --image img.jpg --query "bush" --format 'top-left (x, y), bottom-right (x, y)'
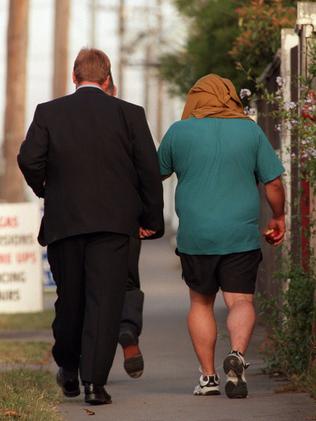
top-left (259, 267), bottom-right (315, 376)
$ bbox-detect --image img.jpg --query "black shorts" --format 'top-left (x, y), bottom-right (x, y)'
top-left (176, 249), bottom-right (262, 295)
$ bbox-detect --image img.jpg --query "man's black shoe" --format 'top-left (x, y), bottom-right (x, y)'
top-left (56, 368), bottom-right (80, 398)
top-left (123, 351), bottom-right (144, 378)
top-left (119, 330), bottom-right (144, 378)
top-left (84, 383), bottom-right (112, 405)
top-left (119, 330), bottom-right (138, 348)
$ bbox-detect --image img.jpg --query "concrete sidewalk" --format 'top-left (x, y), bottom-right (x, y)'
top-left (59, 237), bottom-right (316, 421)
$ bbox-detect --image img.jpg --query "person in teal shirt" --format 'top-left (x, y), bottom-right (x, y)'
top-left (158, 74), bottom-right (286, 399)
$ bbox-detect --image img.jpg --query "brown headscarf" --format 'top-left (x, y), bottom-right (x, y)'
top-left (181, 74), bottom-right (250, 120)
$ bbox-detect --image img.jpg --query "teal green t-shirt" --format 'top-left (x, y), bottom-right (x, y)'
top-left (158, 117), bottom-right (285, 255)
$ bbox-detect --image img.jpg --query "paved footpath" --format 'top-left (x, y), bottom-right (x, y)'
top-left (59, 237), bottom-right (316, 421)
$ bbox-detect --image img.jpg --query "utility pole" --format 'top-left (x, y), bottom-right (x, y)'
top-left (118, 0), bottom-right (126, 98)
top-left (90, 0), bottom-right (97, 47)
top-left (0, 0), bottom-right (29, 202)
top-left (96, 1), bottom-right (161, 104)
top-left (53, 0), bottom-right (71, 98)
top-left (143, 0), bottom-right (151, 113)
top-left (156, 0), bottom-right (163, 142)
top-left (144, 45), bottom-right (151, 113)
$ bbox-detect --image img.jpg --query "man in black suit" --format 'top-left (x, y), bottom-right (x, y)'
top-left (18, 48), bottom-right (164, 405)
top-left (106, 72), bottom-right (145, 380)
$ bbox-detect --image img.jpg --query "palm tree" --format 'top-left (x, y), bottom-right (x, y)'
top-left (1, 0), bottom-right (29, 202)
top-left (53, 0), bottom-right (70, 98)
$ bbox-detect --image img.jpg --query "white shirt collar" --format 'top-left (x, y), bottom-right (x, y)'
top-left (76, 84), bottom-right (104, 92)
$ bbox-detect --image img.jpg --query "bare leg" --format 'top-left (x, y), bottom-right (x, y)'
top-left (222, 292), bottom-right (255, 354)
top-left (187, 289), bottom-right (217, 375)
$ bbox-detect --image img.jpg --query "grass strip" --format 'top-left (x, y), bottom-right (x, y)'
top-left (275, 367), bottom-right (316, 399)
top-left (0, 311), bottom-right (54, 332)
top-left (0, 369), bottom-right (62, 421)
top-left (0, 342), bottom-right (52, 366)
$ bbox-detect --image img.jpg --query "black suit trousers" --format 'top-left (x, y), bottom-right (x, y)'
top-left (47, 232), bottom-right (129, 385)
top-left (120, 237), bottom-right (144, 344)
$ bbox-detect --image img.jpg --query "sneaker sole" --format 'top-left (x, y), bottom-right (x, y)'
top-left (194, 388), bottom-right (221, 396)
top-left (223, 355), bottom-right (248, 399)
top-left (225, 380), bottom-right (247, 399)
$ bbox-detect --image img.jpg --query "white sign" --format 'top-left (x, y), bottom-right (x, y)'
top-left (0, 203), bottom-right (43, 313)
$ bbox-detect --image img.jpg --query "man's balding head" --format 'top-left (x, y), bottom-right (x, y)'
top-left (73, 48), bottom-right (111, 86)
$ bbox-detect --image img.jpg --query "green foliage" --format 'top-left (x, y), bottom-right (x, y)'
top-left (230, 0), bottom-right (296, 80)
top-left (159, 0), bottom-right (244, 96)
top-left (307, 38), bottom-right (316, 84)
top-left (258, 267), bottom-right (315, 376)
top-left (303, 365), bottom-right (316, 399)
top-left (159, 1), bottom-right (301, 96)
top-left (252, 39), bottom-right (316, 183)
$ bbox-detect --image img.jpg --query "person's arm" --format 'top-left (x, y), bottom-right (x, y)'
top-left (128, 106), bottom-right (164, 239)
top-left (17, 105), bottom-right (48, 198)
top-left (254, 125), bottom-right (286, 246)
top-left (264, 177), bottom-right (286, 245)
top-left (157, 126), bottom-right (174, 183)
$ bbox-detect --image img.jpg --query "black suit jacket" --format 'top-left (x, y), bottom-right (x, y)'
top-left (18, 87), bottom-right (164, 245)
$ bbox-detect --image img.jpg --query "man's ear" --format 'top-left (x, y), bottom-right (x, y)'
top-left (101, 76), bottom-right (110, 92)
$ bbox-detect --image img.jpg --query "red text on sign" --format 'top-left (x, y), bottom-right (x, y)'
top-left (0, 217), bottom-right (18, 228)
top-left (0, 254), bottom-right (11, 264)
top-left (15, 252), bottom-right (37, 264)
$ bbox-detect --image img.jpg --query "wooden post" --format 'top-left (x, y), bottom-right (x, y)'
top-left (296, 4), bottom-right (316, 271)
top-left (53, 0), bottom-right (71, 98)
top-left (296, 1), bottom-right (316, 362)
top-left (0, 0), bottom-right (29, 202)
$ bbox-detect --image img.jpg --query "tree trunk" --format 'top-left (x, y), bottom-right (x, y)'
top-left (53, 0), bottom-right (70, 98)
top-left (1, 0), bottom-right (29, 202)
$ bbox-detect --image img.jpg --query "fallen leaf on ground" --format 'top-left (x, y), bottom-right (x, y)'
top-left (2, 410), bottom-right (21, 417)
top-left (83, 408), bottom-right (95, 415)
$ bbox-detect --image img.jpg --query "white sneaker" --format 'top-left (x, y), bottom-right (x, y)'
top-left (193, 374), bottom-right (220, 396)
top-left (223, 350), bottom-right (249, 399)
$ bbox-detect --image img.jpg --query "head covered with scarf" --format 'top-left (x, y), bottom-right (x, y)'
top-left (181, 74), bottom-right (250, 121)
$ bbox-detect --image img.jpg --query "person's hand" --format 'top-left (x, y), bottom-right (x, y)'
top-left (264, 215), bottom-right (286, 246)
top-left (139, 227), bottom-right (156, 239)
